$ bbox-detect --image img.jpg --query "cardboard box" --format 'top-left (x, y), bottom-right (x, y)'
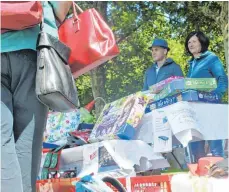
top-left (154, 78), bottom-right (217, 101)
top-left (145, 90), bottom-right (220, 112)
top-left (185, 78), bottom-right (217, 91)
top-left (89, 92), bottom-right (149, 142)
top-left (149, 76), bottom-right (184, 93)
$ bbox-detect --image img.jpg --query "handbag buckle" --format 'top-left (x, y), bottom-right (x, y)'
top-left (73, 19), bottom-right (80, 32)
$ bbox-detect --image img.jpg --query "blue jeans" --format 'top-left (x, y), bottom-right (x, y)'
top-left (188, 140), bottom-right (224, 163)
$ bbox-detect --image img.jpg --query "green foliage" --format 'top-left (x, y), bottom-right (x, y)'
top-left (75, 74), bottom-right (93, 106)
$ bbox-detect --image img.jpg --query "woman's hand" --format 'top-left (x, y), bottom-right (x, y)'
top-left (50, 1), bottom-right (72, 23)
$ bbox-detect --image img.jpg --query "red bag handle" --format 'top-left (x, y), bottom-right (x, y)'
top-left (72, 2), bottom-right (83, 18)
top-left (72, 2), bottom-right (83, 32)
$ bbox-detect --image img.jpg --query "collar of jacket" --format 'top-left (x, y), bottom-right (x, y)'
top-left (188, 51), bottom-right (211, 64)
top-left (152, 58), bottom-right (174, 68)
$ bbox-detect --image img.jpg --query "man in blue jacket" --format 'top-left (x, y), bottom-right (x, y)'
top-left (143, 38), bottom-right (184, 91)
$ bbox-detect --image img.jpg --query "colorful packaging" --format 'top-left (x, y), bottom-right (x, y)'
top-left (145, 90), bottom-right (220, 112)
top-left (75, 175), bottom-right (114, 192)
top-left (44, 110), bottom-right (81, 144)
top-left (68, 129), bottom-right (92, 146)
top-left (98, 146), bottom-right (120, 172)
top-left (149, 76), bottom-right (184, 93)
top-left (89, 92), bottom-right (149, 142)
top-left (185, 78), bottom-right (217, 91)
top-left (154, 78), bottom-right (217, 101)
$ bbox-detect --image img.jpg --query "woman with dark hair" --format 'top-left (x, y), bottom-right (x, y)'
top-left (185, 31), bottom-right (228, 162)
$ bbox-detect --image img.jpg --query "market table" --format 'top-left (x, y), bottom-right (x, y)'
top-left (136, 102), bottom-right (228, 148)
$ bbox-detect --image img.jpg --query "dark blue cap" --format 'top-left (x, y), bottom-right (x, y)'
top-left (149, 38), bottom-right (170, 51)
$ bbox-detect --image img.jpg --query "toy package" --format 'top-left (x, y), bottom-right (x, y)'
top-left (89, 92), bottom-right (149, 143)
top-left (145, 90), bottom-right (220, 112)
top-left (153, 78), bottom-right (217, 101)
top-left (149, 76), bottom-right (184, 93)
top-left (184, 78), bottom-right (217, 91)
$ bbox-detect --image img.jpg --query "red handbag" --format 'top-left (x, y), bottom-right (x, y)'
top-left (58, 3), bottom-right (120, 78)
top-left (1, 1), bottom-right (43, 33)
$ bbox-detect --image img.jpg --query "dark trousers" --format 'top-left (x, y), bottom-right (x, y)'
top-left (1, 50), bottom-right (48, 192)
top-left (188, 140), bottom-right (224, 163)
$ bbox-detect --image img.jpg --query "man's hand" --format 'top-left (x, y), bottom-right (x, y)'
top-left (207, 158), bottom-right (228, 178)
top-left (208, 164), bottom-right (226, 178)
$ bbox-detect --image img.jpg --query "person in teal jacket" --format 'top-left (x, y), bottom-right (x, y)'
top-left (143, 38), bottom-right (184, 91)
top-left (185, 31), bottom-right (228, 163)
top-left (1, 2), bottom-right (71, 192)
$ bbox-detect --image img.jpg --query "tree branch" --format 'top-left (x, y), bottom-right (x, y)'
top-left (116, 23), bottom-right (144, 44)
top-left (116, 12), bottom-right (176, 44)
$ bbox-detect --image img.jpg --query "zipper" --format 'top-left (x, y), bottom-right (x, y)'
top-left (190, 58), bottom-right (205, 78)
top-left (155, 64), bottom-right (165, 83)
top-left (190, 59), bottom-right (196, 78)
top-left (43, 50), bottom-right (46, 93)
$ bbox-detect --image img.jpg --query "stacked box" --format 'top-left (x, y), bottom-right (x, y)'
top-left (149, 76), bottom-right (184, 93)
top-left (145, 90), bottom-right (220, 112)
top-left (184, 78), bottom-right (217, 91)
top-left (89, 92), bottom-right (149, 143)
top-left (182, 90), bottom-right (220, 102)
top-left (153, 78), bottom-right (217, 101)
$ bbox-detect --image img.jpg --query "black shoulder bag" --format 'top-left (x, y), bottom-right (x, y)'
top-left (36, 22), bottom-right (80, 112)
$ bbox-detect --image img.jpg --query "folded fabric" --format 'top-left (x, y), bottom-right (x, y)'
top-left (67, 129), bottom-right (92, 147)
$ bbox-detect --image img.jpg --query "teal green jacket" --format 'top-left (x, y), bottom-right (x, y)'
top-left (187, 51), bottom-right (228, 98)
top-left (1, 1), bottom-right (59, 53)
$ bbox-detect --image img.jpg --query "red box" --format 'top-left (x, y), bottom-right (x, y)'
top-left (36, 175), bottom-right (172, 192)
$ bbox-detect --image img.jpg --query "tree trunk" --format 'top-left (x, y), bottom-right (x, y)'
top-left (90, 2), bottom-right (108, 118)
top-left (90, 65), bottom-right (107, 118)
top-left (219, 2), bottom-right (228, 67)
top-left (222, 24), bottom-right (228, 69)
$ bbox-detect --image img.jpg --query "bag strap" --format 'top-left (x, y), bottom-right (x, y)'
top-left (72, 2), bottom-right (83, 20)
top-left (71, 2), bottom-right (84, 32)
